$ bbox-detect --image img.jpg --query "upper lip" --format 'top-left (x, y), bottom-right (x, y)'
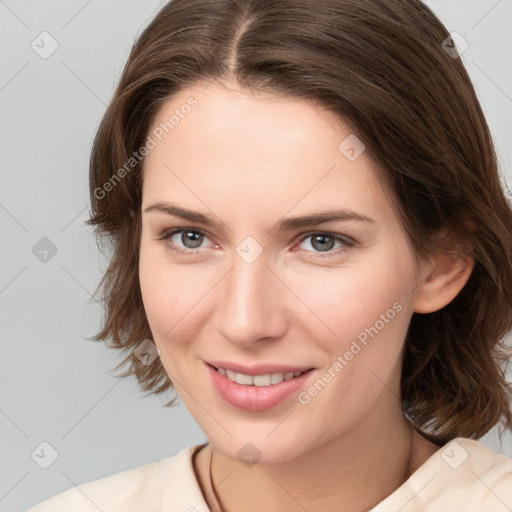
top-left (206, 360), bottom-right (314, 376)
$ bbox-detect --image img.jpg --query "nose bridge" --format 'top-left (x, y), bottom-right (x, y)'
top-left (215, 247), bottom-right (285, 344)
top-left (226, 252), bottom-right (272, 321)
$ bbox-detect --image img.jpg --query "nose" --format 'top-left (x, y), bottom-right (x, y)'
top-left (213, 250), bottom-right (288, 347)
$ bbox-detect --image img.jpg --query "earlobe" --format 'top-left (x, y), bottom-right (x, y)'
top-left (412, 235), bottom-right (475, 314)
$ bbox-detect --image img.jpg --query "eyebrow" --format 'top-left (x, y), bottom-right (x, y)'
top-left (143, 201), bottom-right (375, 232)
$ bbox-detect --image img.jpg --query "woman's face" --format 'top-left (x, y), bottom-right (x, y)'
top-left (139, 80), bottom-right (429, 463)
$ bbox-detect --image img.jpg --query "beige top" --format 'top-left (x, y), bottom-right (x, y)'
top-left (27, 437), bottom-right (512, 511)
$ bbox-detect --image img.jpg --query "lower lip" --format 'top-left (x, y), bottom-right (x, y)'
top-left (207, 363), bottom-right (314, 412)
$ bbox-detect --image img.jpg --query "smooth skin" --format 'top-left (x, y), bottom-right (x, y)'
top-left (138, 80), bottom-right (474, 511)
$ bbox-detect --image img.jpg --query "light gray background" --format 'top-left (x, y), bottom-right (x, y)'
top-left (1, 1), bottom-right (511, 511)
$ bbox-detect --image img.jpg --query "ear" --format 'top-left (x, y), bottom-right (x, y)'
top-left (412, 229), bottom-right (475, 314)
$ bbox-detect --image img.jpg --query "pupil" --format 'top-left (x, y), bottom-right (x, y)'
top-left (312, 235), bottom-right (334, 251)
top-left (182, 231), bottom-right (203, 248)
top-left (180, 232), bottom-right (334, 251)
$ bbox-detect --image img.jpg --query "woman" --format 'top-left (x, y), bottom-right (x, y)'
top-left (28, 0), bottom-right (512, 510)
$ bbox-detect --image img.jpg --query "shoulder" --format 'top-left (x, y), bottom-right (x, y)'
top-left (372, 437), bottom-right (512, 512)
top-left (448, 437), bottom-right (512, 504)
top-left (26, 444), bottom-right (206, 512)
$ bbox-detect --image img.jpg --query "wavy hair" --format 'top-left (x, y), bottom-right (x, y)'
top-left (87, 0), bottom-right (512, 445)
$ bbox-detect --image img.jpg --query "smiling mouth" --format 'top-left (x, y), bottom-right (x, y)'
top-left (210, 364), bottom-right (313, 387)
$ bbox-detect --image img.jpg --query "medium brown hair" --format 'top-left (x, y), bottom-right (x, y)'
top-left (87, 0), bottom-right (512, 445)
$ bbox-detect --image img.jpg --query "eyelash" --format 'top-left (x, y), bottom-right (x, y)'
top-left (158, 227), bottom-right (356, 259)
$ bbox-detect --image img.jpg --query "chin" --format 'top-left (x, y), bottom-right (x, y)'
top-left (206, 422), bottom-right (330, 466)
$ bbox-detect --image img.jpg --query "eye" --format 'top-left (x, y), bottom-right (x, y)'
top-left (295, 232), bottom-right (355, 258)
top-left (158, 227), bottom-right (216, 255)
top-left (158, 227), bottom-right (356, 259)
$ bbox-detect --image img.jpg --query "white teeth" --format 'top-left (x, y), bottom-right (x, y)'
top-left (216, 367), bottom-right (306, 387)
top-left (253, 374), bottom-right (271, 387)
top-left (270, 373), bottom-right (284, 384)
top-left (235, 373), bottom-right (253, 385)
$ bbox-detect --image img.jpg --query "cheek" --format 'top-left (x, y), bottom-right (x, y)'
top-left (138, 238), bottom-right (187, 339)
top-left (138, 247), bottom-right (202, 380)
top-left (289, 247), bottom-right (416, 407)
top-left (138, 237), bottom-right (216, 346)
top-left (292, 264), bottom-right (411, 437)
top-left (291, 261), bottom-right (411, 349)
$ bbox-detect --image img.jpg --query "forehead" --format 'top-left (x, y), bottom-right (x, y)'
top-left (142, 81), bottom-right (393, 225)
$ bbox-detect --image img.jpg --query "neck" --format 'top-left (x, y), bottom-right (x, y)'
top-left (196, 398), bottom-right (440, 512)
